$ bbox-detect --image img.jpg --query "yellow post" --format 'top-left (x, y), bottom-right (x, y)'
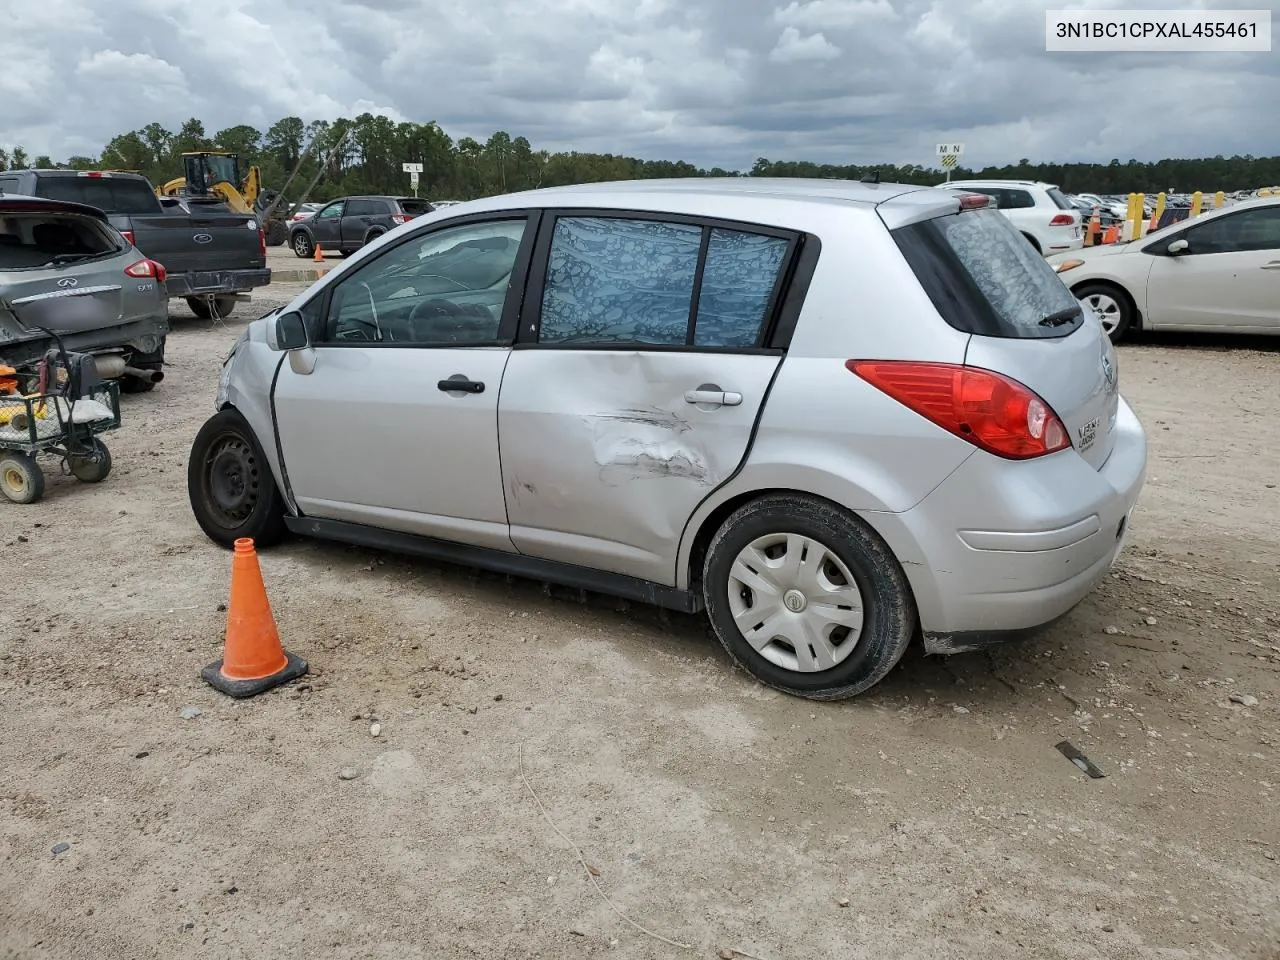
top-left (1191, 191), bottom-right (1203, 217)
top-left (1130, 193), bottom-right (1145, 241)
top-left (1214, 190), bottom-right (1225, 208)
top-left (1260, 188), bottom-right (1272, 197)
top-left (1152, 192), bottom-right (1167, 232)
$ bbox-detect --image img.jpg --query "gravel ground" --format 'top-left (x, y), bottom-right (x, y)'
top-left (2, 288), bottom-right (1278, 960)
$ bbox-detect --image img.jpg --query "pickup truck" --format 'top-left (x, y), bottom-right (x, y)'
top-left (0, 169), bottom-right (271, 319)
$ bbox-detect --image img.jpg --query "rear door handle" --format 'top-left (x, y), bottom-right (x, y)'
top-left (684, 389), bottom-right (742, 407)
top-left (438, 378), bottom-right (484, 394)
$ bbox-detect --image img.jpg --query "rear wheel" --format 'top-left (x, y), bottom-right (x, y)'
top-left (186, 296), bottom-right (238, 320)
top-left (0, 452), bottom-right (44, 504)
top-left (363, 229), bottom-right (385, 247)
top-left (291, 232), bottom-right (314, 259)
top-left (702, 494), bottom-right (916, 700)
top-left (187, 408), bottom-right (286, 547)
top-left (265, 220), bottom-right (288, 246)
top-left (1075, 282), bottom-right (1134, 343)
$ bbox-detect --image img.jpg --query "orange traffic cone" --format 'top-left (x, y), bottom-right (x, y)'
top-left (1085, 209), bottom-right (1101, 246)
top-left (1147, 210), bottom-right (1159, 233)
top-left (313, 242), bottom-right (324, 262)
top-left (1102, 223), bottom-right (1119, 244)
top-left (201, 538), bottom-right (308, 698)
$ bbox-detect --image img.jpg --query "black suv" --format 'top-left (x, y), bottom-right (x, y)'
top-left (288, 196), bottom-right (435, 258)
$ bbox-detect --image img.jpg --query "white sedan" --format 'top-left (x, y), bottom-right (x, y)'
top-left (1047, 197), bottom-right (1280, 342)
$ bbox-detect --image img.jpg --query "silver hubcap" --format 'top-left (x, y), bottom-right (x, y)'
top-left (1083, 293), bottom-right (1121, 334)
top-left (727, 533), bottom-right (865, 673)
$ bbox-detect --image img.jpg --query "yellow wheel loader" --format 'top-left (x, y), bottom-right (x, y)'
top-left (158, 153), bottom-right (291, 246)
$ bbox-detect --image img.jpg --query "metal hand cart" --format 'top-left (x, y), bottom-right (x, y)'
top-left (0, 379), bottom-right (121, 504)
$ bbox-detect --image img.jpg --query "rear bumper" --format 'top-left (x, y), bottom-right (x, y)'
top-left (862, 395), bottom-right (1147, 650)
top-left (0, 313), bottom-right (170, 368)
top-left (165, 268), bottom-right (272, 298)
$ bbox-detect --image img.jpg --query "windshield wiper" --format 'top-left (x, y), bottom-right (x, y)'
top-left (1039, 306), bottom-right (1082, 327)
top-left (47, 253), bottom-right (96, 265)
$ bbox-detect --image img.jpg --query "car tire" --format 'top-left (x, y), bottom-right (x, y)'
top-left (119, 376), bottom-right (156, 394)
top-left (187, 408), bottom-right (287, 548)
top-left (119, 337), bottom-right (164, 394)
top-left (363, 229), bottom-right (385, 247)
top-left (186, 296), bottom-right (238, 320)
top-left (67, 438), bottom-right (112, 483)
top-left (265, 221), bottom-right (288, 246)
top-left (291, 232), bottom-right (314, 259)
top-left (0, 452), bottom-right (44, 504)
top-left (1074, 282), bottom-right (1134, 343)
top-left (702, 494), bottom-right (916, 700)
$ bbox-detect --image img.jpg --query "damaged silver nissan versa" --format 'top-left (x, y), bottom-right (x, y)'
top-left (188, 178), bottom-right (1147, 700)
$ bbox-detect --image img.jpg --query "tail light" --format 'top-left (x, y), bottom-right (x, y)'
top-left (125, 259), bottom-right (167, 283)
top-left (120, 230), bottom-right (135, 247)
top-left (258, 229), bottom-right (266, 258)
top-left (959, 193), bottom-right (992, 210)
top-left (1049, 213), bottom-right (1076, 226)
top-left (847, 361), bottom-right (1070, 459)
top-left (391, 214), bottom-right (409, 225)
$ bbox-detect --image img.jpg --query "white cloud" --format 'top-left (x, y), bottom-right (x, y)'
top-left (769, 26), bottom-right (842, 62)
top-left (774, 0), bottom-right (898, 29)
top-left (0, 0), bottom-right (1274, 172)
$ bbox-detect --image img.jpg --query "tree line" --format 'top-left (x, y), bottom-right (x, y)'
top-left (3, 114), bottom-right (1277, 203)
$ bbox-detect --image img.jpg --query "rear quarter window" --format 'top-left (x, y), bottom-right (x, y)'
top-left (1046, 188), bottom-right (1075, 210)
top-left (32, 176), bottom-right (160, 215)
top-left (893, 208), bottom-right (1083, 340)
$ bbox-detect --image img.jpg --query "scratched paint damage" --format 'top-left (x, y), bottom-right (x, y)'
top-left (582, 407), bottom-right (713, 487)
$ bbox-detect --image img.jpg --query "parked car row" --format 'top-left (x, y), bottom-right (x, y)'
top-left (0, 167), bottom-right (274, 393)
top-left (937, 179), bottom-right (1084, 256)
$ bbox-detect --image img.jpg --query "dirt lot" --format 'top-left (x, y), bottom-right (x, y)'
top-left (2, 289), bottom-right (1278, 960)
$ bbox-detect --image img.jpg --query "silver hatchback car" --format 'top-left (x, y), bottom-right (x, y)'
top-left (188, 179), bottom-right (1147, 700)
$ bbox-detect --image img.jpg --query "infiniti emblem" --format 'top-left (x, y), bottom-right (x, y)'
top-left (193, 234), bottom-right (213, 244)
top-left (56, 277), bottom-right (78, 287)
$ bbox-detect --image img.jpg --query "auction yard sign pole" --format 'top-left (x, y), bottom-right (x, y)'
top-left (402, 161), bottom-right (424, 197)
top-left (936, 143), bottom-right (964, 182)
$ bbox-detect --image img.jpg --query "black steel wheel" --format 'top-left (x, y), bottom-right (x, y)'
top-left (187, 408), bottom-right (286, 547)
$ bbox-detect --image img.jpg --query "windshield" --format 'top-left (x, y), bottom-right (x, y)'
top-left (32, 176), bottom-right (160, 215)
top-left (398, 199), bottom-right (435, 216)
top-left (893, 208), bottom-right (1083, 339)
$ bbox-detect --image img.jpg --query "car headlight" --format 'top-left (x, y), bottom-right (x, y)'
top-left (1053, 258), bottom-right (1085, 274)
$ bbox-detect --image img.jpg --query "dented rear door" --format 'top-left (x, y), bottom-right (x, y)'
top-left (498, 350), bottom-right (781, 584)
top-left (497, 213), bottom-right (797, 586)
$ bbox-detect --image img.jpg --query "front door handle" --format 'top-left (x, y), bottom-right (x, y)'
top-left (684, 389), bottom-right (742, 407)
top-left (1262, 261), bottom-right (1280, 270)
top-left (438, 377), bottom-right (484, 394)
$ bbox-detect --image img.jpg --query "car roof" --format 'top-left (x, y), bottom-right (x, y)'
top-left (444, 177), bottom-right (958, 229)
top-left (0, 192), bottom-right (110, 221)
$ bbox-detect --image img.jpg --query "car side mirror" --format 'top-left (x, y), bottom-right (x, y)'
top-left (268, 310), bottom-right (308, 351)
top-left (1167, 238), bottom-right (1190, 255)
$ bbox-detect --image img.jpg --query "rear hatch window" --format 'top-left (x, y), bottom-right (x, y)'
top-left (32, 176), bottom-right (160, 215)
top-left (0, 213), bottom-right (120, 270)
top-left (892, 207), bottom-right (1082, 339)
top-left (398, 199), bottom-right (434, 217)
top-left (1046, 187), bottom-right (1075, 210)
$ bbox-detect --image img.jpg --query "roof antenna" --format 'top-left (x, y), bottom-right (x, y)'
top-left (860, 168), bottom-right (880, 184)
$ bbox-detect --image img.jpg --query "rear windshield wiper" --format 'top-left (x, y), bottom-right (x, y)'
top-left (46, 253), bottom-right (96, 265)
top-left (1039, 306), bottom-right (1082, 327)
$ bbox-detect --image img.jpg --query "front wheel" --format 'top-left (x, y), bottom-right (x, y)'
top-left (1075, 282), bottom-right (1134, 343)
top-left (67, 438), bottom-right (112, 483)
top-left (187, 408), bottom-right (286, 547)
top-left (291, 232), bottom-right (314, 259)
top-left (702, 494), bottom-right (916, 700)
top-left (0, 452), bottom-right (44, 504)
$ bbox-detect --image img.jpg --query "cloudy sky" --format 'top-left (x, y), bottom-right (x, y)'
top-left (2, 0), bottom-right (1277, 170)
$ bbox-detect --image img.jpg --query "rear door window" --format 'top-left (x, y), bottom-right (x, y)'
top-left (31, 176), bottom-right (159, 214)
top-left (893, 208), bottom-right (1083, 339)
top-left (1003, 189), bottom-right (1035, 209)
top-left (535, 216), bottom-right (792, 348)
top-left (345, 199), bottom-right (379, 216)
